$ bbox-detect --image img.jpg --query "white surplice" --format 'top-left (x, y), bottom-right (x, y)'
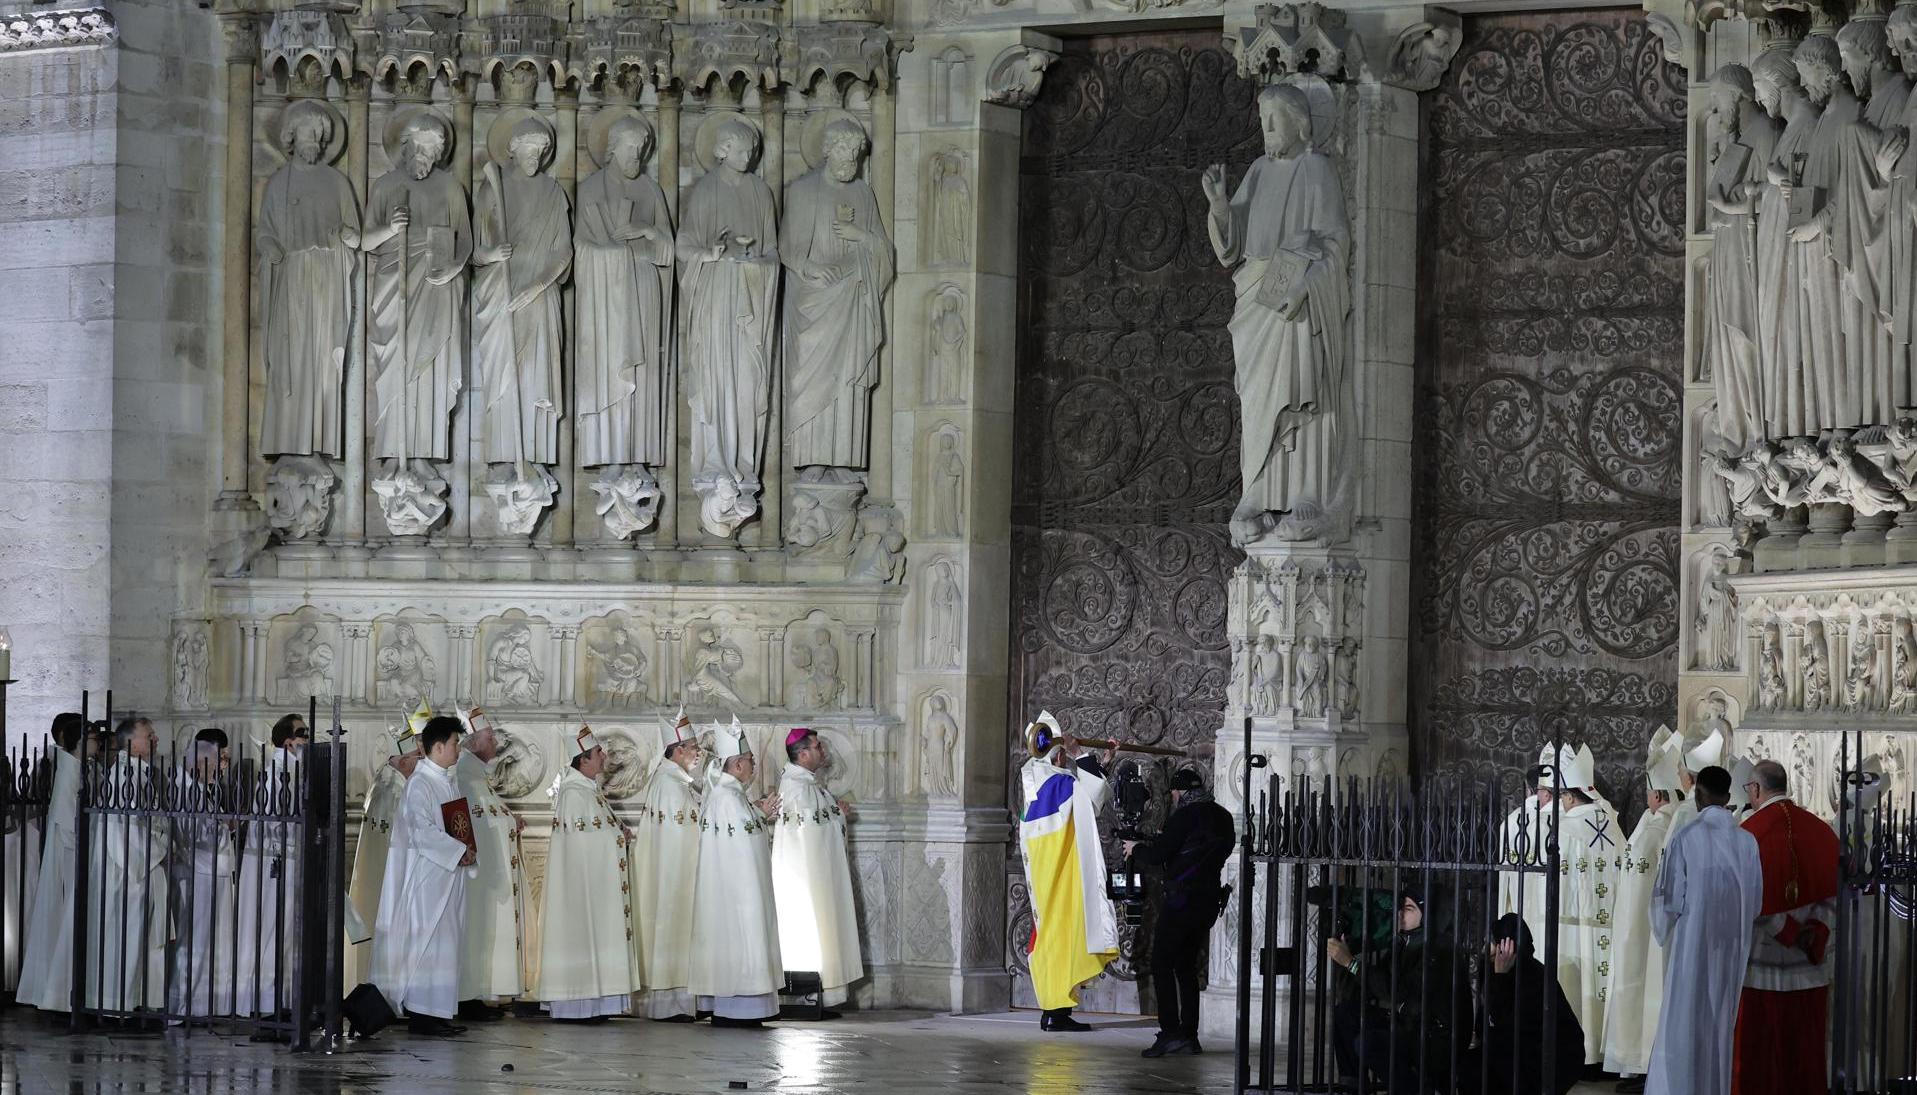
top-left (1497, 798), bottom-right (1547, 951)
top-left (689, 771), bottom-right (783, 1020)
top-left (372, 754), bottom-right (471, 1019)
top-left (16, 747), bottom-right (80, 1011)
top-left (1553, 798), bottom-right (1623, 1064)
top-left (236, 748), bottom-right (304, 1016)
top-left (169, 770), bottom-right (238, 1016)
top-left (770, 763), bottom-right (863, 1000)
top-left (634, 759), bottom-right (702, 1019)
top-left (345, 762), bottom-right (405, 988)
top-left (455, 751), bottom-right (524, 1002)
top-left (534, 767), bottom-right (639, 1017)
top-left (85, 755), bottom-right (171, 1011)
top-left (1646, 805), bottom-right (1763, 1095)
top-left (1603, 800), bottom-right (1676, 1075)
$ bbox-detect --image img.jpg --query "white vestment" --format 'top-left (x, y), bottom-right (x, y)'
top-left (236, 748), bottom-right (304, 1016)
top-left (372, 755), bottom-right (471, 1019)
top-left (1497, 798), bottom-right (1547, 951)
top-left (84, 756), bottom-right (171, 1011)
top-left (771, 764), bottom-right (864, 999)
top-left (689, 771), bottom-right (783, 1020)
top-left (1646, 806), bottom-right (1763, 1095)
top-left (1553, 798), bottom-right (1623, 1063)
top-left (634, 760), bottom-right (702, 1019)
top-left (346, 762), bottom-right (405, 988)
top-left (1602, 800), bottom-right (1676, 1075)
top-left (535, 767), bottom-right (639, 1016)
top-left (170, 771), bottom-right (238, 1016)
top-left (16, 747), bottom-right (79, 1011)
top-left (456, 751), bottom-right (524, 1002)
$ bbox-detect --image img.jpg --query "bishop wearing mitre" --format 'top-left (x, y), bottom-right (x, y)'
top-left (1018, 711), bottom-right (1120, 1032)
top-left (690, 720), bottom-right (785, 1027)
top-left (455, 707), bottom-right (526, 1020)
top-left (771, 727), bottom-right (864, 1013)
top-left (373, 716), bottom-right (475, 1037)
top-left (348, 722), bottom-right (421, 988)
top-left (1603, 728), bottom-right (1686, 1090)
top-left (536, 726), bottom-right (641, 1021)
top-left (634, 710), bottom-right (704, 1021)
top-left (1536, 741), bottom-right (1622, 1066)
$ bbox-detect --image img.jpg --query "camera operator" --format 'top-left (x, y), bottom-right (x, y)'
top-left (1124, 768), bottom-right (1234, 1058)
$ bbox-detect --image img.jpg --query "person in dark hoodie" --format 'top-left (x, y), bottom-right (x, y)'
top-left (1481, 911), bottom-right (1584, 1095)
top-left (1327, 885), bottom-right (1471, 1094)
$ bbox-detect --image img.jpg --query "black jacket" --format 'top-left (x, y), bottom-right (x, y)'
top-left (1135, 796), bottom-right (1235, 914)
top-left (1481, 914), bottom-right (1584, 1095)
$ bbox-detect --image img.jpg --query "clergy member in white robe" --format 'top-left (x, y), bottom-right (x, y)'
top-left (771, 728), bottom-right (864, 1012)
top-left (455, 708), bottom-right (525, 1018)
top-left (16, 713), bottom-right (86, 1012)
top-left (1537, 742), bottom-right (1622, 1064)
top-left (85, 718), bottom-right (171, 1012)
top-left (372, 715), bottom-right (474, 1035)
top-left (347, 726), bottom-right (419, 988)
top-left (1018, 711), bottom-right (1121, 1032)
top-left (535, 726), bottom-right (641, 1020)
top-left (1497, 763), bottom-right (1548, 951)
top-left (1603, 728), bottom-right (1686, 1087)
top-left (1646, 765), bottom-right (1763, 1095)
top-left (171, 735), bottom-right (238, 1017)
top-left (634, 714), bottom-right (704, 1021)
top-left (690, 720), bottom-right (785, 1027)
top-left (236, 713), bottom-right (311, 1017)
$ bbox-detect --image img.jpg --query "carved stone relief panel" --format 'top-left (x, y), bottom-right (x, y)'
top-left (579, 610), bottom-right (654, 712)
top-left (477, 610), bottom-right (551, 709)
top-left (271, 609), bottom-right (341, 706)
top-left (371, 614), bottom-right (449, 709)
top-left (1414, 10), bottom-right (1686, 798)
top-left (784, 609), bottom-right (845, 710)
top-left (170, 619), bottom-right (212, 712)
top-left (924, 284), bottom-right (968, 406)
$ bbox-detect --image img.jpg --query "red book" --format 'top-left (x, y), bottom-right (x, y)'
top-left (441, 796), bottom-right (477, 859)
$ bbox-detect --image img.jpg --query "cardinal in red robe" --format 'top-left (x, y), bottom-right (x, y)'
top-left (1733, 758), bottom-right (1838, 1095)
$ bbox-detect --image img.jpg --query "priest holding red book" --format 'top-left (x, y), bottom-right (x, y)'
top-left (373, 715), bottom-right (476, 1037)
top-left (1733, 759), bottom-right (1839, 1095)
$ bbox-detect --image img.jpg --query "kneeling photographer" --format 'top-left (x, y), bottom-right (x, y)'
top-left (1122, 768), bottom-right (1234, 1058)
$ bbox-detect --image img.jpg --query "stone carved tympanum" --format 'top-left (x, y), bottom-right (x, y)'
top-left (576, 109), bottom-right (674, 540)
top-left (1203, 83), bottom-right (1352, 545)
top-left (678, 113), bottom-right (779, 539)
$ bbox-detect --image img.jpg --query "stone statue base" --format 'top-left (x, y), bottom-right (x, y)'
top-left (694, 472), bottom-right (762, 540)
top-left (266, 454), bottom-right (338, 542)
top-left (372, 459), bottom-right (450, 538)
top-left (588, 464), bottom-right (663, 540)
top-left (1232, 500), bottom-right (1339, 548)
top-left (485, 463), bottom-right (560, 538)
top-left (789, 468), bottom-right (866, 559)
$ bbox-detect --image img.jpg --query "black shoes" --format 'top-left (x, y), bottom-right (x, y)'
top-left (1143, 1034), bottom-right (1203, 1057)
top-left (1615, 1079), bottom-right (1647, 1093)
top-left (458, 1000), bottom-right (506, 1022)
top-left (1039, 1009), bottom-right (1091, 1032)
top-left (710, 1015), bottom-right (766, 1029)
top-left (405, 1010), bottom-right (467, 1037)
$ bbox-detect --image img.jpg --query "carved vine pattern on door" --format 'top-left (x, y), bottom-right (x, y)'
top-left (1414, 11), bottom-right (1686, 800)
top-left (1007, 33), bottom-right (1256, 995)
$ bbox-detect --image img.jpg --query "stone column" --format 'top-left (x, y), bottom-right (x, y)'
top-left (657, 627), bottom-right (685, 701)
top-left (553, 86), bottom-right (580, 548)
top-left (215, 14), bottom-right (259, 514)
top-left (342, 624), bottom-right (371, 704)
top-left (656, 88), bottom-right (683, 547)
top-left (448, 624), bottom-right (477, 704)
top-left (759, 626), bottom-right (784, 707)
top-left (553, 625), bottom-right (579, 706)
top-left (868, 80), bottom-right (896, 500)
top-left (343, 75), bottom-right (372, 551)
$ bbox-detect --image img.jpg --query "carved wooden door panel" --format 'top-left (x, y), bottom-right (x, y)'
top-left (1413, 10), bottom-right (1686, 798)
top-left (1007, 31), bottom-right (1255, 1009)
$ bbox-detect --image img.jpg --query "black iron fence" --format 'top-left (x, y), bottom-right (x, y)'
top-left (1231, 725), bottom-right (1917, 1095)
top-left (2, 694), bottom-right (349, 1051)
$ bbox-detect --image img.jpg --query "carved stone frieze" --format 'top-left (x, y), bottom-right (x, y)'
top-left (681, 17), bottom-right (781, 92)
top-left (791, 19), bottom-right (899, 92)
top-left (260, 9), bottom-right (354, 90)
top-left (1228, 2), bottom-right (1364, 85)
top-left (372, 9), bottom-right (461, 89)
top-left (1, 7), bottom-right (116, 54)
top-left (571, 13), bottom-right (672, 98)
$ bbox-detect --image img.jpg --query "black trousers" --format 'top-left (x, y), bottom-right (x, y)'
top-left (1332, 999), bottom-right (1427, 1095)
top-left (1150, 899), bottom-right (1218, 1038)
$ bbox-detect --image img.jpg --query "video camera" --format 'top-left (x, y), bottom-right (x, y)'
top-left (1106, 762), bottom-right (1153, 922)
top-left (1305, 883), bottom-right (1397, 958)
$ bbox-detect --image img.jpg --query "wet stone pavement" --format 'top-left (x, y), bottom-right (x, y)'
top-left (0, 1008), bottom-right (1237, 1094)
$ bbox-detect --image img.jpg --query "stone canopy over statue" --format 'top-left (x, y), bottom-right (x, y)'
top-left (1203, 82), bottom-right (1353, 546)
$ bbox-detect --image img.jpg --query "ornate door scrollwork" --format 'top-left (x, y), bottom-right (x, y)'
top-left (1008, 33), bottom-right (1255, 1006)
top-left (1414, 11), bottom-right (1686, 798)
